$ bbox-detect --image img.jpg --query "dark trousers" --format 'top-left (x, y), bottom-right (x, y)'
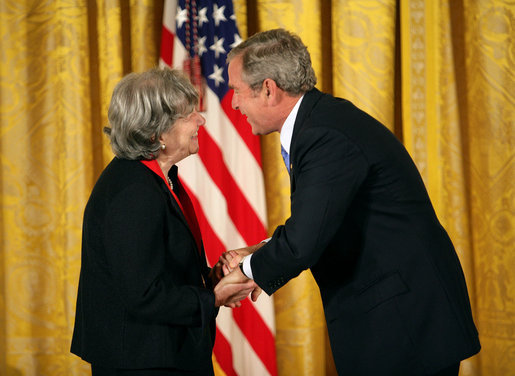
top-left (431, 362), bottom-right (460, 376)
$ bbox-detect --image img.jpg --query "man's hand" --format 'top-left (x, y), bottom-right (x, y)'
top-left (213, 267), bottom-right (257, 308)
top-left (220, 251), bottom-right (264, 304)
top-left (219, 242), bottom-right (266, 272)
top-left (250, 285), bottom-right (262, 302)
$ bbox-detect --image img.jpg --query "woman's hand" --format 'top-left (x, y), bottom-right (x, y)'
top-left (213, 267), bottom-right (257, 308)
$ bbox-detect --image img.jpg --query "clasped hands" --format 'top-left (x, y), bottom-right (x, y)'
top-left (211, 243), bottom-right (265, 308)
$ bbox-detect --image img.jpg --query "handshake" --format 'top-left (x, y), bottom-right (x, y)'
top-left (210, 243), bottom-right (265, 308)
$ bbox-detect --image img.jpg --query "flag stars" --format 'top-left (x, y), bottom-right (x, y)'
top-left (176, 7), bottom-right (188, 29)
top-left (210, 36), bottom-right (226, 59)
top-left (208, 64), bottom-right (225, 87)
top-left (230, 34), bottom-right (242, 49)
top-left (213, 4), bottom-right (227, 27)
top-left (198, 7), bottom-right (208, 27)
top-left (197, 36), bottom-right (207, 56)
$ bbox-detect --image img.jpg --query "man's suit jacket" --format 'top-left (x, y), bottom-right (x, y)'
top-left (252, 89), bottom-right (480, 375)
top-left (71, 158), bottom-right (216, 372)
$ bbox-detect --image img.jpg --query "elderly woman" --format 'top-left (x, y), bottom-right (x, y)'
top-left (71, 68), bottom-right (255, 376)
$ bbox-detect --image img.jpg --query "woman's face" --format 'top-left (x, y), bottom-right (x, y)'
top-left (159, 110), bottom-right (205, 163)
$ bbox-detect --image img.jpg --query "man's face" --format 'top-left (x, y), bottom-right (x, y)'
top-left (228, 56), bottom-right (277, 135)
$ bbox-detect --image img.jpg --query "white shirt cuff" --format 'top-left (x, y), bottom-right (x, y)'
top-left (242, 254), bottom-right (254, 280)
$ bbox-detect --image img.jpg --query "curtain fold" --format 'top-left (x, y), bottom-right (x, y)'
top-left (92, 0), bottom-right (125, 165)
top-left (128, 0), bottom-right (162, 72)
top-left (400, 1), bottom-right (478, 373)
top-left (0, 1), bottom-right (513, 375)
top-left (0, 1), bottom-right (94, 374)
top-left (460, 1), bottom-right (514, 374)
top-left (332, 0), bottom-right (397, 130)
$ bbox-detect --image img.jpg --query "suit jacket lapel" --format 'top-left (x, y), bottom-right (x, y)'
top-left (289, 88), bottom-right (324, 190)
top-left (291, 88), bottom-right (324, 146)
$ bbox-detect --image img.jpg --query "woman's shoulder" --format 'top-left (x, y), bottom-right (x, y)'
top-left (101, 157), bottom-right (150, 179)
top-left (92, 158), bottom-right (161, 198)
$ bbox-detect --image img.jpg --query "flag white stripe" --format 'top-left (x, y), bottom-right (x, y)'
top-left (217, 308), bottom-right (271, 376)
top-left (178, 154), bottom-right (247, 251)
top-left (162, 0), bottom-right (177, 33)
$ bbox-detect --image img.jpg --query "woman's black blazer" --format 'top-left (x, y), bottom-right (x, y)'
top-left (71, 158), bottom-right (216, 371)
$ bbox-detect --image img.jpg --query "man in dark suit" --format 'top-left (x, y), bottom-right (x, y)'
top-left (222, 29), bottom-right (480, 375)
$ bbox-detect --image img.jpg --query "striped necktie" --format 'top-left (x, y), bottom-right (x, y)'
top-left (281, 145), bottom-right (290, 174)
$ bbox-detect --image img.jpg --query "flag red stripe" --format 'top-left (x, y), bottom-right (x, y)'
top-left (221, 92), bottom-right (262, 167)
top-left (214, 327), bottom-right (238, 376)
top-left (197, 128), bottom-right (267, 245)
top-left (160, 25), bottom-right (174, 66)
top-left (233, 300), bottom-right (278, 375)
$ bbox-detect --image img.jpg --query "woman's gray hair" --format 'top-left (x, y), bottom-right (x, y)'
top-left (227, 28), bottom-right (317, 95)
top-left (104, 67), bottom-right (198, 160)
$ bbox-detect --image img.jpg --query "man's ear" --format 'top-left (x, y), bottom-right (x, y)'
top-left (263, 78), bottom-right (280, 105)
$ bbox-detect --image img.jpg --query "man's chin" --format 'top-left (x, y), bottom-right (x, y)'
top-left (249, 124), bottom-right (266, 136)
top-left (251, 127), bottom-right (274, 136)
top-left (249, 124), bottom-right (260, 135)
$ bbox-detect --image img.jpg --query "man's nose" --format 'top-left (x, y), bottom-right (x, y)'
top-left (231, 91), bottom-right (239, 110)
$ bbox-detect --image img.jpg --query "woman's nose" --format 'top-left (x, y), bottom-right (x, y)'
top-left (197, 113), bottom-right (206, 126)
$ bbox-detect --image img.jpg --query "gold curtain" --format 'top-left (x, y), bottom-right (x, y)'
top-left (0, 1), bottom-right (161, 375)
top-left (399, 1), bottom-right (514, 374)
top-left (0, 1), bottom-right (513, 376)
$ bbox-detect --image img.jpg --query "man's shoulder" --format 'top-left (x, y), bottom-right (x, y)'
top-left (299, 89), bottom-right (353, 119)
top-left (294, 91), bottom-right (397, 156)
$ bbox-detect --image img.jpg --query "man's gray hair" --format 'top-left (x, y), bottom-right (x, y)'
top-left (104, 67), bottom-right (198, 160)
top-left (227, 28), bottom-right (317, 95)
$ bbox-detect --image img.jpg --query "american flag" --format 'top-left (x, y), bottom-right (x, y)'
top-left (160, 1), bottom-right (277, 375)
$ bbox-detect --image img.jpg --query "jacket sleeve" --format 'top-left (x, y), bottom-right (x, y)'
top-left (252, 126), bottom-right (369, 295)
top-left (102, 181), bottom-right (216, 327)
